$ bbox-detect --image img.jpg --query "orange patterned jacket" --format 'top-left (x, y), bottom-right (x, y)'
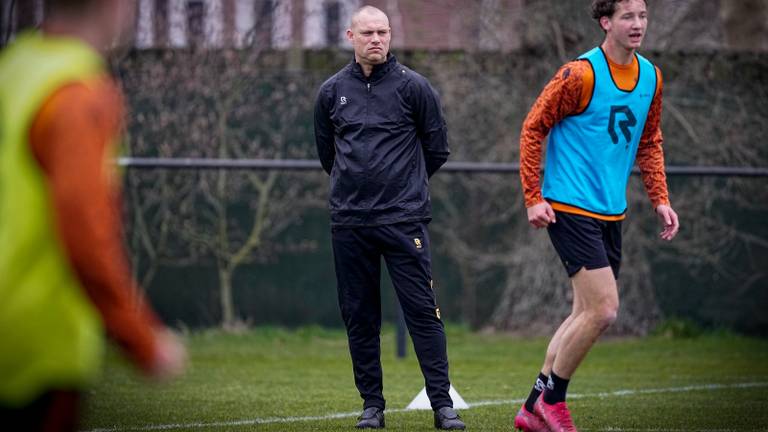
top-left (30, 78), bottom-right (160, 371)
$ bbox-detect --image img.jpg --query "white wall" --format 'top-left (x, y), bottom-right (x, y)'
top-left (204, 0), bottom-right (224, 47)
top-left (272, 0), bottom-right (293, 48)
top-left (168, 0), bottom-right (188, 47)
top-left (234, 0), bottom-right (256, 47)
top-left (135, 0), bottom-right (155, 49)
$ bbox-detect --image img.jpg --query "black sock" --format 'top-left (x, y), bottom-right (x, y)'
top-left (524, 372), bottom-right (548, 413)
top-left (543, 371), bottom-right (570, 404)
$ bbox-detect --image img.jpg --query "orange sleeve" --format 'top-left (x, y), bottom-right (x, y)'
top-left (520, 61), bottom-right (591, 207)
top-left (635, 66), bottom-right (670, 208)
top-left (29, 79), bottom-right (160, 372)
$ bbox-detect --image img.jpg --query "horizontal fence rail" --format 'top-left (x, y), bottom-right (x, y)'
top-left (117, 157), bottom-right (768, 177)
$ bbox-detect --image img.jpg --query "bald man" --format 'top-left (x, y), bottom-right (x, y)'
top-left (314, 6), bottom-right (464, 430)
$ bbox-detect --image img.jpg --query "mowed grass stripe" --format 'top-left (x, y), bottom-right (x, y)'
top-left (81, 327), bottom-right (768, 431)
top-left (83, 381), bottom-right (768, 431)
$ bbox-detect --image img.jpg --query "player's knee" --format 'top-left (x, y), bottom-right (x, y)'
top-left (600, 308), bottom-right (618, 329)
top-left (595, 301), bottom-right (619, 330)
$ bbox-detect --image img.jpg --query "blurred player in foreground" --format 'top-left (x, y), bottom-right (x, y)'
top-left (0, 1), bottom-right (186, 430)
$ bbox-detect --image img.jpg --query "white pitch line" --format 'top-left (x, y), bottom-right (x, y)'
top-left (82, 382), bottom-right (768, 432)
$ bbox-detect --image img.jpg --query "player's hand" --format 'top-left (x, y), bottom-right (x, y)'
top-left (147, 329), bottom-right (187, 381)
top-left (655, 204), bottom-right (679, 241)
top-left (527, 201), bottom-right (556, 229)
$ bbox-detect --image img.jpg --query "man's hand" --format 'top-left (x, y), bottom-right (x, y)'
top-left (147, 329), bottom-right (187, 381)
top-left (655, 204), bottom-right (679, 241)
top-left (527, 201), bottom-right (556, 229)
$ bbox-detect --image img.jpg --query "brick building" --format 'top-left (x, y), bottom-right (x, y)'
top-left (1, 0), bottom-right (766, 52)
top-left (1, 0), bottom-right (523, 51)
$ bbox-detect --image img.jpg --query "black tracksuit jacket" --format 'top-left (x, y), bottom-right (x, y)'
top-left (314, 55), bottom-right (450, 227)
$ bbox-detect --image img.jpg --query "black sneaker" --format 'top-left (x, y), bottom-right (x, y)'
top-left (434, 407), bottom-right (465, 430)
top-left (356, 407), bottom-right (385, 429)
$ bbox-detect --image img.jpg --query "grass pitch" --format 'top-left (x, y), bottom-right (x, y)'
top-left (81, 325), bottom-right (768, 431)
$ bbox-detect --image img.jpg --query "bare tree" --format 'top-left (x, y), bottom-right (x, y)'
top-left (120, 6), bottom-right (327, 329)
top-left (720, 0), bottom-right (768, 51)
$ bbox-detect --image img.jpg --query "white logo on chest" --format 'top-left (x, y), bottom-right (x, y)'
top-left (340, 96), bottom-right (348, 105)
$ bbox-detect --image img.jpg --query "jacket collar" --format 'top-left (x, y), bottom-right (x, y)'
top-left (350, 54), bottom-right (398, 82)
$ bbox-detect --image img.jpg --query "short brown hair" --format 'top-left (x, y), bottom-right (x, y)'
top-left (591, 0), bottom-right (647, 22)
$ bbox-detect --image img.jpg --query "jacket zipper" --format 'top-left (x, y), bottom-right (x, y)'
top-left (362, 81), bottom-right (372, 208)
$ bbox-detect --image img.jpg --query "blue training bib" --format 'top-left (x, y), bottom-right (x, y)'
top-left (542, 47), bottom-right (657, 216)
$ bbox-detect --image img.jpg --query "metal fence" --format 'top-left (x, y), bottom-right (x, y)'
top-left (118, 157), bottom-right (768, 177)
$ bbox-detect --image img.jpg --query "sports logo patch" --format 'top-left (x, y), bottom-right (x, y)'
top-left (608, 105), bottom-right (637, 147)
top-left (414, 238), bottom-right (422, 249)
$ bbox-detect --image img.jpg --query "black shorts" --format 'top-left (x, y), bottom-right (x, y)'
top-left (546, 211), bottom-right (622, 279)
